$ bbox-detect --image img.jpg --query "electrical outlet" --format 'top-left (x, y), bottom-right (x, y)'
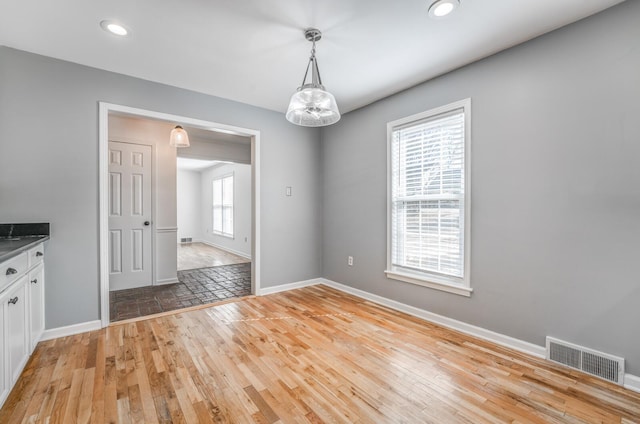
top-left (286, 186), bottom-right (292, 196)
top-left (348, 256), bottom-right (354, 266)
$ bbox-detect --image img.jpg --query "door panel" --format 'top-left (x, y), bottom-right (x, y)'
top-left (108, 141), bottom-right (152, 290)
top-left (132, 174), bottom-right (144, 216)
top-left (110, 230), bottom-right (122, 273)
top-left (109, 172), bottom-right (122, 216)
top-left (132, 229), bottom-right (144, 271)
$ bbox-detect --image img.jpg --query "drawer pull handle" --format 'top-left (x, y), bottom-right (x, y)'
top-left (6, 268), bottom-right (18, 275)
top-left (36, 251), bottom-right (44, 257)
top-left (8, 297), bottom-right (18, 305)
top-left (31, 278), bottom-right (38, 284)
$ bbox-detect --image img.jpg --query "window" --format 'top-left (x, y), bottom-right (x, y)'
top-left (386, 99), bottom-right (471, 296)
top-left (213, 174), bottom-right (234, 238)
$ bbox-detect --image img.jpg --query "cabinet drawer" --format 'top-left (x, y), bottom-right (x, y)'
top-left (0, 253), bottom-right (28, 293)
top-left (28, 244), bottom-right (45, 268)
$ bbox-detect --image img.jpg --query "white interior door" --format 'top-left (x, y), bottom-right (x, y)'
top-left (108, 141), bottom-right (153, 291)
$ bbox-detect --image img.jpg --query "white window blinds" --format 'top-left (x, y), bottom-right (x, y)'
top-left (391, 108), bottom-right (466, 280)
top-left (213, 174), bottom-right (234, 237)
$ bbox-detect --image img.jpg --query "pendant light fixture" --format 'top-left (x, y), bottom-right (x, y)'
top-left (169, 125), bottom-right (190, 147)
top-left (286, 28), bottom-right (340, 127)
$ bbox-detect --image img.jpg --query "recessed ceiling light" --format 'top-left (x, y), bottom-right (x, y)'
top-left (428, 0), bottom-right (460, 18)
top-left (100, 20), bottom-right (129, 37)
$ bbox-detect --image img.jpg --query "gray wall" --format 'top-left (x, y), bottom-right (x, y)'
top-left (321, 1), bottom-right (640, 374)
top-left (0, 46), bottom-right (322, 329)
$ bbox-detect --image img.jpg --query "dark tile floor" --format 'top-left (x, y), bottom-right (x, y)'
top-left (110, 262), bottom-right (251, 322)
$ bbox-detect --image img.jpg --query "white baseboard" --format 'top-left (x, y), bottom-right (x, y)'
top-left (319, 278), bottom-right (547, 358)
top-left (199, 239), bottom-right (252, 260)
top-left (156, 277), bottom-right (179, 285)
top-left (257, 278), bottom-right (322, 296)
top-left (41, 320), bottom-right (102, 341)
top-left (624, 373), bottom-right (640, 393)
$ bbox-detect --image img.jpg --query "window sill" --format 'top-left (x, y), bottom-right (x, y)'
top-left (212, 232), bottom-right (234, 239)
top-left (384, 269), bottom-right (472, 297)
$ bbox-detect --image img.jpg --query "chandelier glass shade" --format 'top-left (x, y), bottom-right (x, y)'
top-left (286, 29), bottom-right (340, 127)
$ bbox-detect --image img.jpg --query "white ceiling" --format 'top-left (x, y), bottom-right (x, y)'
top-left (176, 157), bottom-right (222, 172)
top-left (0, 0), bottom-right (626, 114)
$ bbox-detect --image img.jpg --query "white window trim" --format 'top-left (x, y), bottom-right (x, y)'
top-left (385, 98), bottom-right (472, 297)
top-left (212, 172), bottom-right (234, 239)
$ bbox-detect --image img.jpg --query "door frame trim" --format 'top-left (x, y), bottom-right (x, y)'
top-left (98, 102), bottom-right (262, 328)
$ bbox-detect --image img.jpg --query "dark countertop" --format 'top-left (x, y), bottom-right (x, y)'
top-left (0, 223), bottom-right (50, 263)
top-left (0, 236), bottom-right (50, 262)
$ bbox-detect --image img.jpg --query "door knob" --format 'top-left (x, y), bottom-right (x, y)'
top-left (144, 221), bottom-right (150, 226)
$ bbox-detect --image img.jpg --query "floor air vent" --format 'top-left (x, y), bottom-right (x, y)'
top-left (546, 337), bottom-right (624, 385)
top-left (180, 237), bottom-right (192, 243)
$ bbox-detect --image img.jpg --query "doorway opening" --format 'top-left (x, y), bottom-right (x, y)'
top-left (99, 103), bottom-right (261, 327)
top-left (173, 135), bottom-right (253, 311)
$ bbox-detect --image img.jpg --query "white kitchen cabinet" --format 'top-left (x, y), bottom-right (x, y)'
top-left (0, 241), bottom-right (46, 408)
top-left (29, 263), bottom-right (45, 352)
top-left (4, 276), bottom-right (29, 385)
top-left (0, 300), bottom-right (6, 406)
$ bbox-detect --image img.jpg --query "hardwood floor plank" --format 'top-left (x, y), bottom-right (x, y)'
top-left (61, 368), bottom-right (84, 424)
top-left (103, 354), bottom-right (118, 424)
top-left (2, 285), bottom-right (639, 423)
top-left (21, 364), bottom-right (55, 422)
top-left (244, 385), bottom-right (279, 424)
top-left (77, 368), bottom-right (96, 424)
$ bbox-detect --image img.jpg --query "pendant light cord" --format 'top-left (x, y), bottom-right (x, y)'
top-left (299, 39), bottom-right (323, 88)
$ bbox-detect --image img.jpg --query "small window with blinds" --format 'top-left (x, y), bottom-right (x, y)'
top-left (385, 99), bottom-right (472, 296)
top-left (213, 174), bottom-right (234, 238)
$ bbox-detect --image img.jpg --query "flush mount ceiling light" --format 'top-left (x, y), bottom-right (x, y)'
top-left (286, 28), bottom-right (340, 127)
top-left (428, 0), bottom-right (460, 18)
top-left (100, 20), bottom-right (129, 36)
top-left (169, 125), bottom-right (190, 147)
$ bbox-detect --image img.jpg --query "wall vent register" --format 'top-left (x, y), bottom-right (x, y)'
top-left (546, 337), bottom-right (624, 385)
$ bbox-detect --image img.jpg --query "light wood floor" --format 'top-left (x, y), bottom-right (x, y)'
top-left (2, 285), bottom-right (639, 423)
top-left (177, 242), bottom-right (250, 271)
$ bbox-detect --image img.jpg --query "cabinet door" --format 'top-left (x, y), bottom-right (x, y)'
top-left (6, 276), bottom-right (29, 385)
top-left (29, 263), bottom-right (45, 352)
top-left (0, 300), bottom-right (7, 406)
